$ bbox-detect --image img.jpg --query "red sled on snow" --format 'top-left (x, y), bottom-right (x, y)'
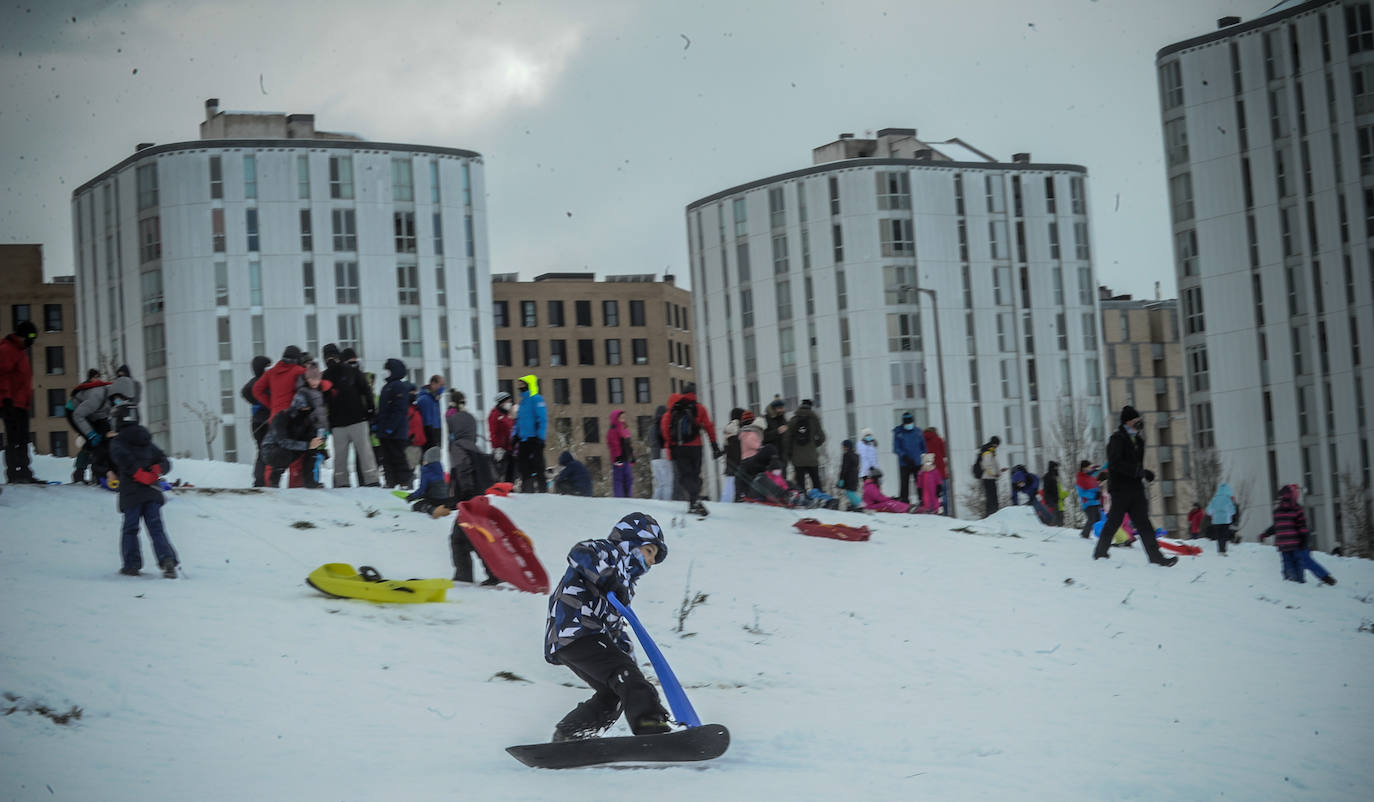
top-left (793, 518), bottom-right (871, 542)
top-left (456, 495), bottom-right (550, 593)
top-left (1157, 537), bottom-right (1203, 556)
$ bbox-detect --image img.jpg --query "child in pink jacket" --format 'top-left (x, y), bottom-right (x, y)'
top-left (917, 452), bottom-right (943, 514)
top-left (862, 468), bottom-right (914, 513)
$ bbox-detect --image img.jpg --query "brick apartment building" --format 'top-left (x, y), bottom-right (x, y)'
top-left (1, 244), bottom-right (79, 459)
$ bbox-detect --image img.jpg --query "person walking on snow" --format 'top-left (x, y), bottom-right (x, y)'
top-left (1091, 406), bottom-right (1177, 566)
top-left (545, 512), bottom-right (674, 742)
top-left (607, 409), bottom-right (635, 498)
top-left (891, 412), bottom-right (925, 505)
top-left (1261, 484), bottom-right (1336, 584)
top-left (513, 374), bottom-right (548, 493)
top-left (784, 399), bottom-right (826, 494)
top-left (109, 404), bottom-right (179, 578)
top-left (660, 382), bottom-right (721, 517)
top-left (1206, 482), bottom-right (1238, 555)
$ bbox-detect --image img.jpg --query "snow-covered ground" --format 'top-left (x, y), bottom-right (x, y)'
top-left (3, 453), bottom-right (1373, 801)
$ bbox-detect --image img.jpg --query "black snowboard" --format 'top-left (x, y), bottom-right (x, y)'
top-left (506, 723), bottom-right (730, 769)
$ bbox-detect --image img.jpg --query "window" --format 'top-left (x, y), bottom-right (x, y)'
top-left (629, 300), bottom-right (646, 326)
top-left (733, 196), bottom-right (748, 237)
top-left (1183, 286), bottom-right (1205, 334)
top-left (1176, 229), bottom-right (1198, 277)
top-left (43, 345), bottom-right (64, 375)
top-left (1049, 222), bottom-right (1061, 259)
top-left (1164, 118), bottom-right (1189, 166)
top-left (391, 158), bottom-right (414, 202)
top-left (592, 299), bottom-right (616, 328)
top-left (214, 262), bottom-right (229, 306)
top-left (635, 377), bottom-right (651, 403)
top-left (305, 313), bottom-right (318, 355)
top-left (214, 316), bottom-right (231, 361)
top-left (547, 300), bottom-right (565, 327)
top-left (433, 266), bottom-right (447, 308)
top-left (832, 223), bottom-right (844, 263)
top-left (549, 339), bottom-right (567, 366)
top-left (1188, 345), bottom-right (1210, 392)
top-left (495, 340), bottom-right (512, 367)
top-left (575, 300), bottom-right (592, 326)
top-left (1074, 221), bottom-right (1091, 260)
top-left (740, 288), bottom-right (754, 328)
top-left (211, 208), bottom-right (225, 252)
top-left (337, 314), bottom-right (362, 357)
top-left (243, 154), bottom-right (257, 200)
top-left (245, 208), bottom-right (259, 252)
top-left (141, 269), bottom-right (163, 315)
top-left (521, 300), bottom-right (537, 327)
top-left (432, 212), bottom-right (444, 254)
top-left (605, 338), bottom-right (622, 365)
top-left (219, 368), bottom-right (236, 414)
top-left (576, 338), bottom-right (595, 366)
top-left (335, 261), bottom-right (360, 304)
top-left (249, 261), bottom-right (262, 306)
top-left (332, 208), bottom-right (357, 251)
top-left (777, 277), bottom-right (794, 320)
top-left (632, 338), bottom-right (648, 365)
top-left (46, 388), bottom-right (67, 419)
top-left (1169, 173), bottom-right (1194, 223)
top-left (1349, 2), bottom-right (1374, 54)
top-left (1070, 177), bottom-right (1086, 215)
top-left (297, 154), bottom-right (310, 199)
top-left (295, 208), bottom-right (313, 251)
top-left (396, 263), bottom-right (419, 305)
top-left (985, 174), bottom-right (1006, 213)
top-left (552, 378), bottom-right (570, 405)
top-left (144, 322), bottom-right (165, 369)
top-left (329, 155), bottom-right (354, 199)
top-left (1082, 312), bottom-right (1097, 350)
top-left (877, 171), bottom-right (911, 210)
top-left (136, 163), bottom-right (158, 210)
top-left (251, 314), bottom-right (265, 356)
top-left (428, 159), bottom-right (441, 203)
top-left (583, 417), bottom-right (600, 444)
top-left (581, 378), bottom-right (598, 405)
top-left (394, 211), bottom-right (417, 253)
top-left (1044, 176), bottom-right (1057, 214)
top-left (881, 218), bottom-right (915, 257)
top-left (989, 220), bottom-right (1008, 260)
top-left (608, 377), bottom-right (624, 404)
top-left (1057, 313), bottom-right (1068, 351)
top-left (400, 315), bottom-right (422, 359)
top-left (209, 155), bottom-right (223, 199)
top-left (1159, 60), bottom-right (1183, 110)
top-left (493, 301), bottom-right (509, 327)
top-left (887, 313), bottom-right (921, 352)
top-left (49, 430), bottom-right (69, 457)
top-left (772, 233), bottom-right (790, 273)
top-left (523, 339), bottom-right (540, 367)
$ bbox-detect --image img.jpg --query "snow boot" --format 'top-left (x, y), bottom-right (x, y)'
top-left (119, 567), bottom-right (140, 576)
top-left (630, 712), bottom-right (673, 736)
top-left (160, 559), bottom-right (179, 579)
top-left (429, 504), bottom-right (451, 519)
top-left (1322, 575), bottom-right (1337, 586)
top-left (1151, 555), bottom-right (1178, 567)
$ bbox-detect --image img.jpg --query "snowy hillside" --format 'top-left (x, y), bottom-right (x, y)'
top-left (3, 453), bottom-right (1373, 801)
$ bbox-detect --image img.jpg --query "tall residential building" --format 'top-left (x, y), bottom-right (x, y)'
top-left (1158, 2), bottom-right (1374, 549)
top-left (1, 245), bottom-right (79, 459)
top-left (1099, 289), bottom-right (1191, 533)
top-left (490, 273), bottom-right (694, 488)
top-left (686, 129), bottom-right (1106, 506)
top-left (70, 98), bottom-right (494, 458)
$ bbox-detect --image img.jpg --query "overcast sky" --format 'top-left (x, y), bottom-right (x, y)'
top-left (2, 0), bottom-right (1276, 299)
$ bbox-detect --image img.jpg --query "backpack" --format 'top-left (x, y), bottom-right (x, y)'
top-left (792, 416), bottom-right (813, 446)
top-left (972, 452), bottom-right (983, 480)
top-left (668, 398), bottom-right (700, 445)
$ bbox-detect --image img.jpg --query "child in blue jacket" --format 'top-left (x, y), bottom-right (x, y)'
top-left (406, 447), bottom-right (453, 517)
top-left (545, 512), bottom-right (673, 742)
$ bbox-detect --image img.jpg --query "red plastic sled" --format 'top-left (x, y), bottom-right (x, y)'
top-left (456, 495), bottom-right (550, 593)
top-left (1158, 538), bottom-right (1203, 556)
top-left (793, 518), bottom-right (871, 542)
top-left (484, 482), bottom-right (515, 497)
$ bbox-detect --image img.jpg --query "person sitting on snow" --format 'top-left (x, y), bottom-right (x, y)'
top-left (545, 512), bottom-right (673, 742)
top-left (862, 468), bottom-right (916, 514)
top-left (406, 447), bottom-right (454, 518)
top-left (553, 450), bottom-right (594, 497)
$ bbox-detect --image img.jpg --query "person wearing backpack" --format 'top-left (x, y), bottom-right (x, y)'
top-left (784, 399), bottom-right (826, 493)
top-left (659, 382), bottom-right (720, 516)
top-left (761, 398), bottom-right (790, 477)
top-left (891, 411), bottom-right (926, 505)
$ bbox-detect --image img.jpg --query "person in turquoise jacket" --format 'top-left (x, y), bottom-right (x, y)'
top-left (513, 374), bottom-right (548, 492)
top-left (1206, 482), bottom-right (1238, 555)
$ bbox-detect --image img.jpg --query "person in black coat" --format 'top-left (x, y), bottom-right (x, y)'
top-left (322, 344), bottom-right (379, 487)
top-left (553, 450), bottom-right (594, 496)
top-left (837, 439), bottom-right (862, 512)
top-left (108, 407), bottom-right (179, 577)
top-left (1091, 405), bottom-right (1176, 566)
top-left (374, 358), bottom-right (415, 488)
top-left (241, 355), bottom-right (272, 487)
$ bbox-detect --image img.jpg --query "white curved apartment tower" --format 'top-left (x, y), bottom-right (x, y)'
top-left (1159, 2), bottom-right (1374, 549)
top-left (686, 129), bottom-right (1106, 510)
top-left (70, 99), bottom-right (495, 459)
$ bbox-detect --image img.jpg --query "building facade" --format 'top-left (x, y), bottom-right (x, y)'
top-left (1158, 2), bottom-right (1374, 548)
top-left (70, 99), bottom-right (495, 459)
top-left (686, 129), bottom-right (1107, 508)
top-left (490, 273), bottom-right (695, 488)
top-left (1, 245), bottom-right (79, 459)
top-left (1099, 291), bottom-right (1191, 533)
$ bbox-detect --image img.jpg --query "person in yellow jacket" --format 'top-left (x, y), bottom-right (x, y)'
top-left (512, 374), bottom-right (548, 492)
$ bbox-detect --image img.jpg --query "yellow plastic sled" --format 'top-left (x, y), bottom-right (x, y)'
top-left (306, 563), bottom-right (453, 604)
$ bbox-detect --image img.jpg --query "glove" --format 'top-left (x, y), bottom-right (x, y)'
top-left (133, 465), bottom-right (163, 485)
top-left (1142, 469), bottom-right (1155, 482)
top-left (86, 431), bottom-right (102, 446)
top-left (711, 442), bottom-right (724, 460)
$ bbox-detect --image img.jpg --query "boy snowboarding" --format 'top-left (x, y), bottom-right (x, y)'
top-left (545, 512), bottom-right (673, 742)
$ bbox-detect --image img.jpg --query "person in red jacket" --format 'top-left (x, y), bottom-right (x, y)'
top-left (487, 391), bottom-right (515, 484)
top-left (659, 382), bottom-right (720, 517)
top-left (406, 399), bottom-right (425, 483)
top-left (1186, 503), bottom-right (1205, 539)
top-left (923, 426), bottom-right (949, 515)
top-left (0, 320), bottom-right (40, 483)
top-left (252, 345), bottom-right (308, 419)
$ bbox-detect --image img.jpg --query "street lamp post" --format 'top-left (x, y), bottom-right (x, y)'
top-left (914, 286), bottom-right (955, 517)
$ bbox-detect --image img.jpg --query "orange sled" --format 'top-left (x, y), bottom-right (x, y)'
top-left (1158, 537), bottom-right (1203, 556)
top-left (793, 518), bottom-right (871, 542)
top-left (456, 495), bottom-right (550, 593)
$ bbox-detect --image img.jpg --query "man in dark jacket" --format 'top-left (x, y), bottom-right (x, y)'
top-left (891, 411), bottom-right (926, 504)
top-left (109, 406), bottom-right (179, 577)
top-left (1091, 405), bottom-right (1176, 566)
top-left (784, 399), bottom-right (826, 493)
top-left (837, 439), bottom-right (862, 511)
top-left (375, 358), bottom-right (416, 488)
top-left (761, 398), bottom-right (789, 478)
top-left (553, 450), bottom-right (594, 496)
top-left (415, 374), bottom-right (445, 450)
top-left (241, 355), bottom-right (271, 487)
top-left (0, 320), bottom-right (40, 483)
top-left (322, 345), bottom-right (378, 486)
top-left (660, 382), bottom-right (721, 516)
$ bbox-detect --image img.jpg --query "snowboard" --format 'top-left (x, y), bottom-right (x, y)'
top-left (506, 723), bottom-right (729, 769)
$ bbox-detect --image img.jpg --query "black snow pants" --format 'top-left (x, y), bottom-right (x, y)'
top-left (552, 636), bottom-right (668, 740)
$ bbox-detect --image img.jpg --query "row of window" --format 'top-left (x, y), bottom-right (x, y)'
top-left (10, 303), bottom-right (64, 333)
top-left (494, 299), bottom-right (665, 329)
top-left (494, 338), bottom-right (669, 368)
top-left (200, 207), bottom-right (470, 258)
top-left (201, 154), bottom-right (472, 206)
